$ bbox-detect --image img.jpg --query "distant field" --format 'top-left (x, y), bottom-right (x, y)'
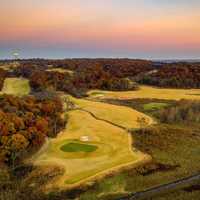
top-left (1, 78), bottom-right (30, 96)
top-left (0, 65), bottom-right (10, 71)
top-left (31, 95), bottom-right (152, 188)
top-left (88, 85), bottom-right (200, 100)
top-left (0, 63), bottom-right (19, 72)
top-left (46, 68), bottom-right (74, 75)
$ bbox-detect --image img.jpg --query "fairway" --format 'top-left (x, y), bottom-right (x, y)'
top-left (70, 96), bottom-right (153, 129)
top-left (143, 102), bottom-right (169, 111)
top-left (1, 78), bottom-right (30, 96)
top-left (88, 85), bottom-right (200, 101)
top-left (31, 95), bottom-right (152, 188)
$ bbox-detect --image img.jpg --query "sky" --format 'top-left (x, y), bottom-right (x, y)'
top-left (0, 0), bottom-right (200, 59)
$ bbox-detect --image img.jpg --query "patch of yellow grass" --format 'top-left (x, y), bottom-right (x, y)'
top-left (1, 78), bottom-right (30, 96)
top-left (0, 66), bottom-right (10, 71)
top-left (0, 63), bottom-right (19, 72)
top-left (31, 96), bottom-right (152, 189)
top-left (72, 97), bottom-right (153, 129)
top-left (88, 85), bottom-right (200, 101)
top-left (46, 68), bottom-right (74, 75)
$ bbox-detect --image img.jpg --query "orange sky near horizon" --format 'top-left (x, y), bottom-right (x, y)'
top-left (0, 0), bottom-right (200, 58)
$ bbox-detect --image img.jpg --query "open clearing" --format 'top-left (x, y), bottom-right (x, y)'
top-left (46, 68), bottom-right (74, 75)
top-left (31, 96), bottom-right (152, 188)
top-left (88, 85), bottom-right (200, 100)
top-left (1, 78), bottom-right (30, 96)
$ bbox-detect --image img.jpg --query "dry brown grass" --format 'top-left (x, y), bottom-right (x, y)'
top-left (88, 85), bottom-right (200, 101)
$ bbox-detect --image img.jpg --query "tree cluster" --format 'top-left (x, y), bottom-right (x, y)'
top-left (139, 63), bottom-right (200, 88)
top-left (13, 59), bottom-right (152, 95)
top-left (0, 94), bottom-right (66, 165)
top-left (0, 69), bottom-right (7, 90)
top-left (156, 100), bottom-right (200, 124)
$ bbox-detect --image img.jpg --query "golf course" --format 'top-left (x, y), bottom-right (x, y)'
top-left (30, 85), bottom-right (200, 189)
top-left (1, 77), bottom-right (200, 192)
top-left (31, 95), bottom-right (153, 188)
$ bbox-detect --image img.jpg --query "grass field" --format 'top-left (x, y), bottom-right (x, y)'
top-left (0, 64), bottom-right (18, 72)
top-left (1, 78), bottom-right (30, 96)
top-left (0, 65), bottom-right (10, 71)
top-left (46, 68), bottom-right (74, 75)
top-left (143, 102), bottom-right (169, 111)
top-left (71, 97), bottom-right (153, 129)
top-left (31, 95), bottom-right (153, 188)
top-left (88, 85), bottom-right (200, 100)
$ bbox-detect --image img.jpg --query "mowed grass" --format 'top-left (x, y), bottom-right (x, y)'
top-left (32, 96), bottom-right (152, 188)
top-left (88, 85), bottom-right (200, 101)
top-left (60, 142), bottom-right (98, 153)
top-left (71, 97), bottom-right (153, 129)
top-left (143, 102), bottom-right (169, 111)
top-left (1, 78), bottom-right (30, 96)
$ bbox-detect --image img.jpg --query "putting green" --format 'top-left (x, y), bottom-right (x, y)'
top-left (60, 142), bottom-right (98, 153)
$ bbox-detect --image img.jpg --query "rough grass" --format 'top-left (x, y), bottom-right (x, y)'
top-left (88, 85), bottom-right (200, 100)
top-left (77, 124), bottom-right (200, 200)
top-left (31, 96), bottom-right (152, 189)
top-left (1, 78), bottom-right (30, 96)
top-left (60, 142), bottom-right (98, 153)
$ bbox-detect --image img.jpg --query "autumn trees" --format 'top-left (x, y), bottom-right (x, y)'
top-left (0, 69), bottom-right (7, 90)
top-left (155, 100), bottom-right (200, 124)
top-left (12, 59), bottom-right (154, 96)
top-left (0, 94), bottom-right (66, 166)
top-left (139, 63), bottom-right (200, 88)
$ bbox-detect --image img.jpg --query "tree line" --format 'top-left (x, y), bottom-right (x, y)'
top-left (138, 63), bottom-right (200, 88)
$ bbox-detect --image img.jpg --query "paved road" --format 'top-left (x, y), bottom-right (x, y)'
top-left (119, 173), bottom-right (200, 200)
